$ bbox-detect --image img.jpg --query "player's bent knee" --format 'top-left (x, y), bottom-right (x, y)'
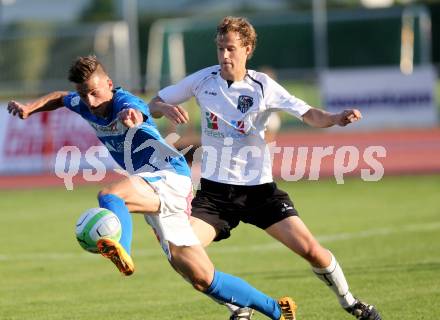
top-left (170, 262), bottom-right (212, 291)
top-left (301, 242), bottom-right (326, 264)
top-left (190, 274), bottom-right (212, 292)
top-left (98, 187), bottom-right (112, 197)
top-left (98, 186), bottom-right (124, 200)
top-left (169, 257), bottom-right (213, 291)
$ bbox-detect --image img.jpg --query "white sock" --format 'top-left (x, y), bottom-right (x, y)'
top-left (209, 297), bottom-right (240, 314)
top-left (312, 251), bottom-right (356, 308)
top-left (223, 302), bottom-right (240, 313)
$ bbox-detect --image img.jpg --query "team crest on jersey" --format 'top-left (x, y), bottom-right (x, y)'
top-left (237, 95), bottom-right (253, 113)
top-left (205, 112), bottom-right (218, 130)
top-left (71, 96), bottom-right (80, 107)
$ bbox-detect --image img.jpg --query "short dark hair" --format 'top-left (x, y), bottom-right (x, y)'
top-left (68, 55), bottom-right (107, 83)
top-left (216, 16), bottom-right (257, 58)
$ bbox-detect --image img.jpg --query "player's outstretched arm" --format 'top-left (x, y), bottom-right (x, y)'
top-left (149, 96), bottom-right (189, 125)
top-left (303, 107), bottom-right (362, 128)
top-left (7, 91), bottom-right (68, 120)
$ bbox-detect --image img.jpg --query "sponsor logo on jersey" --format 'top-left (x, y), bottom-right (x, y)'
top-left (89, 119), bottom-right (127, 137)
top-left (230, 120), bottom-right (246, 134)
top-left (204, 90), bottom-right (217, 96)
top-left (205, 111), bottom-right (218, 130)
top-left (237, 95), bottom-right (253, 113)
top-left (204, 128), bottom-right (223, 138)
top-left (203, 128), bottom-right (247, 139)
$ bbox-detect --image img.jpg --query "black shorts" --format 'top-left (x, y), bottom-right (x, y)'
top-left (191, 178), bottom-right (299, 241)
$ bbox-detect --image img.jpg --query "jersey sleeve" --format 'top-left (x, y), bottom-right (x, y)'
top-left (114, 90), bottom-right (151, 117)
top-left (158, 66), bottom-right (215, 105)
top-left (121, 97), bottom-right (150, 116)
top-left (63, 92), bottom-right (83, 114)
top-left (264, 76), bottom-right (311, 119)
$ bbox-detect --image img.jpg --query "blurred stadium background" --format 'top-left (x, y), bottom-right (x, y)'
top-left (0, 0), bottom-right (439, 180)
top-left (0, 1), bottom-right (439, 319)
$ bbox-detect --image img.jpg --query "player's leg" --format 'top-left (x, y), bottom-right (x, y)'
top-left (265, 216), bottom-right (350, 297)
top-left (97, 176), bottom-right (160, 275)
top-left (190, 217), bottom-right (255, 319)
top-left (145, 175), bottom-right (296, 320)
top-left (168, 242), bottom-right (296, 320)
top-left (190, 217), bottom-right (256, 319)
top-left (190, 216), bottom-right (217, 247)
top-left (100, 175), bottom-right (160, 213)
top-left (265, 216), bottom-right (381, 319)
top-left (190, 179), bottom-right (256, 319)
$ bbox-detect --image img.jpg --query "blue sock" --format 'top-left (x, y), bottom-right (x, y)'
top-left (98, 193), bottom-right (132, 255)
top-left (204, 270), bottom-right (281, 320)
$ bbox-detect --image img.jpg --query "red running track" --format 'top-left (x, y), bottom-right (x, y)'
top-left (272, 128), bottom-right (440, 180)
top-left (1, 128), bottom-right (439, 189)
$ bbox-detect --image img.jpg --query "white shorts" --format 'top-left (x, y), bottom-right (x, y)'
top-left (136, 170), bottom-right (200, 260)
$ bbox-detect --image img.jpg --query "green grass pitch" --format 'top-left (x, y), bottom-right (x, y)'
top-left (1, 175), bottom-right (439, 319)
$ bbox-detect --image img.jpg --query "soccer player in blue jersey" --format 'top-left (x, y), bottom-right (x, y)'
top-left (7, 55), bottom-right (297, 320)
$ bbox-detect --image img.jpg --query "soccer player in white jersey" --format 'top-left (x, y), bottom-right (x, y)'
top-left (7, 55), bottom-right (297, 320)
top-left (149, 16), bottom-right (382, 320)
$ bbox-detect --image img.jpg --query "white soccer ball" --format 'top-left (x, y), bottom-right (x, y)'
top-left (75, 208), bottom-right (122, 253)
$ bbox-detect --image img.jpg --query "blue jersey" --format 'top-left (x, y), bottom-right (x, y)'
top-left (63, 87), bottom-right (190, 178)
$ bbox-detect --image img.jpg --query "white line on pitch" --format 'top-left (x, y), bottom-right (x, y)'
top-left (0, 222), bottom-right (439, 261)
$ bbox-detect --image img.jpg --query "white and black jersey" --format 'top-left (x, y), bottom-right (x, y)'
top-left (158, 65), bottom-right (311, 185)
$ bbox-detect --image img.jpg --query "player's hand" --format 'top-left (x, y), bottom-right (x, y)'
top-left (118, 108), bottom-right (143, 128)
top-left (162, 104), bottom-right (189, 125)
top-left (7, 100), bottom-right (31, 119)
top-left (337, 109), bottom-right (362, 126)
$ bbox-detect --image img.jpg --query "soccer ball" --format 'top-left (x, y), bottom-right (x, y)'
top-left (75, 208), bottom-right (122, 253)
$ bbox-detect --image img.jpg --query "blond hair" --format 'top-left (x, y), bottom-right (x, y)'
top-left (216, 16), bottom-right (257, 58)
